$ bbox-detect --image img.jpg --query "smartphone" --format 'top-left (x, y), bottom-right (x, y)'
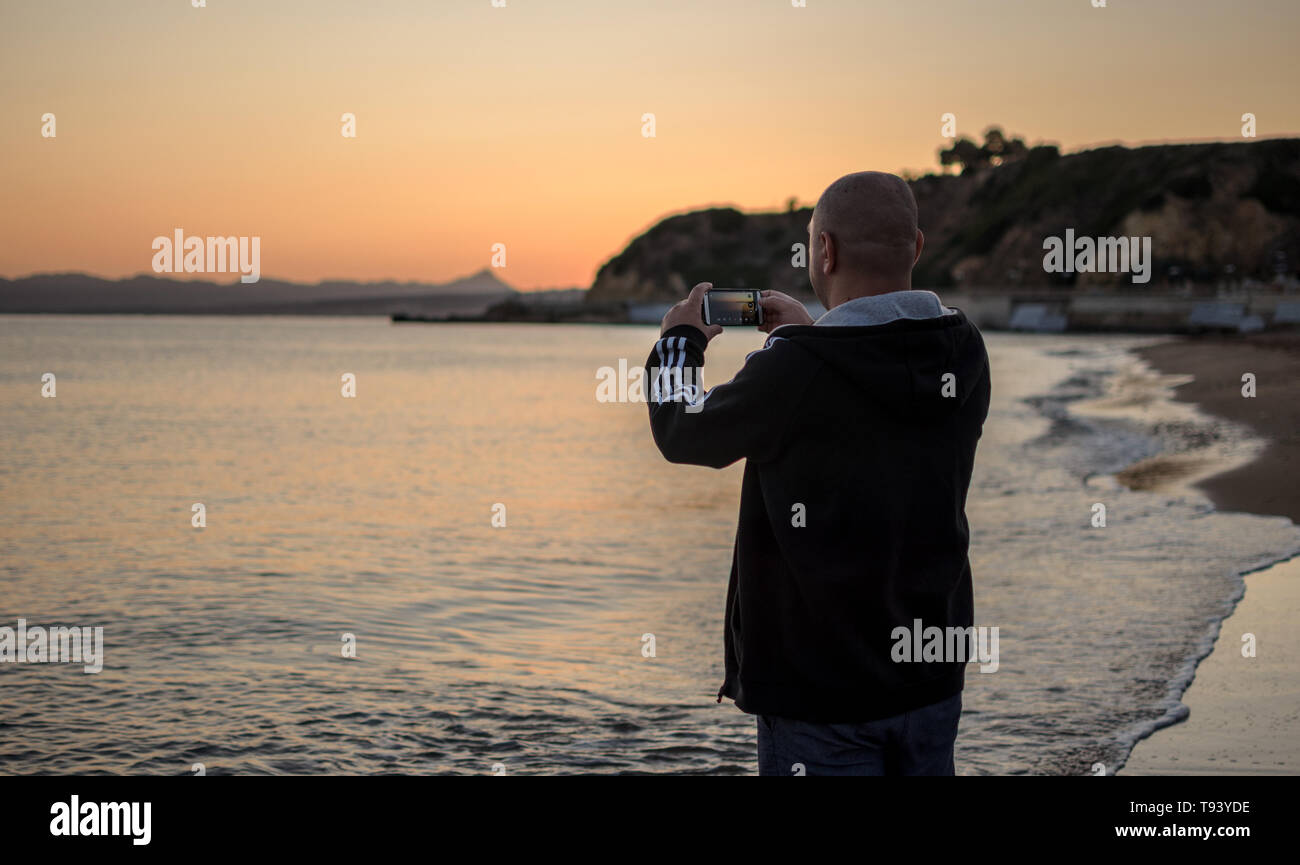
top-left (702, 288), bottom-right (764, 327)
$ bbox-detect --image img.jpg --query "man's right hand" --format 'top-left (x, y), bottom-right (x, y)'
top-left (758, 290), bottom-right (815, 333)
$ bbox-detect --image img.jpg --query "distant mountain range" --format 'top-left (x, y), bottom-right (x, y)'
top-left (0, 269), bottom-right (518, 316)
top-left (11, 138), bottom-right (1298, 318)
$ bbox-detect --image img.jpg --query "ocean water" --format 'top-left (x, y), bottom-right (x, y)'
top-left (0, 316), bottom-right (1296, 775)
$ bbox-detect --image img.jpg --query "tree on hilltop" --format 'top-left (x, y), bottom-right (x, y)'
top-left (939, 126), bottom-right (1029, 174)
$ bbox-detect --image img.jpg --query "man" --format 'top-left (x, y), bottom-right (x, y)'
top-left (644, 171), bottom-right (990, 776)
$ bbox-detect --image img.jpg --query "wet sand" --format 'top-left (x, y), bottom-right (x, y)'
top-left (1121, 330), bottom-right (1300, 775)
top-left (1134, 332), bottom-right (1300, 524)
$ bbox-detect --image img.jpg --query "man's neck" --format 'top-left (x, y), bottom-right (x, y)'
top-left (826, 278), bottom-right (913, 310)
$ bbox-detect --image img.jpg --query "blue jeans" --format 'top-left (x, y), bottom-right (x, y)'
top-left (756, 692), bottom-right (962, 776)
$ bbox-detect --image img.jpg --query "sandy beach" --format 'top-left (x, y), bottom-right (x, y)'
top-left (1122, 331), bottom-right (1300, 775)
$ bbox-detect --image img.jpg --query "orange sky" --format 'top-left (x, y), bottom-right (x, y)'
top-left (2, 0), bottom-right (1297, 290)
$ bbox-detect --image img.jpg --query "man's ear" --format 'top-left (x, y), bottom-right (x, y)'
top-left (820, 231), bottom-right (837, 275)
top-left (914, 229), bottom-right (925, 265)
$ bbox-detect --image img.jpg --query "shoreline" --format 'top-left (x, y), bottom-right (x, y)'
top-left (1122, 554), bottom-right (1300, 774)
top-left (1114, 331), bottom-right (1300, 775)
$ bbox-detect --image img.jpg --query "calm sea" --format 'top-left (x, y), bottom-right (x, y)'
top-left (1, 316), bottom-right (1297, 774)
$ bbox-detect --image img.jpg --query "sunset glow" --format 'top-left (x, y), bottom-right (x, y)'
top-left (3, 0), bottom-right (1297, 288)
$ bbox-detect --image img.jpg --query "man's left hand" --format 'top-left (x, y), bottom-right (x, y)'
top-left (661, 282), bottom-right (723, 341)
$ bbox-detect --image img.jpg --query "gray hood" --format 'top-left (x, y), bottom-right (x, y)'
top-left (814, 290), bottom-right (956, 327)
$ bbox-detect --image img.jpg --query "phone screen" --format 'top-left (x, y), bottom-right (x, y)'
top-left (703, 289), bottom-right (762, 326)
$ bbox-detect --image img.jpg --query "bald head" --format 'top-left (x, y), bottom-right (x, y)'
top-left (808, 171), bottom-right (923, 307)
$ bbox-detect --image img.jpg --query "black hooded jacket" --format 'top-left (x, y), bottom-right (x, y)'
top-left (645, 308), bottom-right (990, 722)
